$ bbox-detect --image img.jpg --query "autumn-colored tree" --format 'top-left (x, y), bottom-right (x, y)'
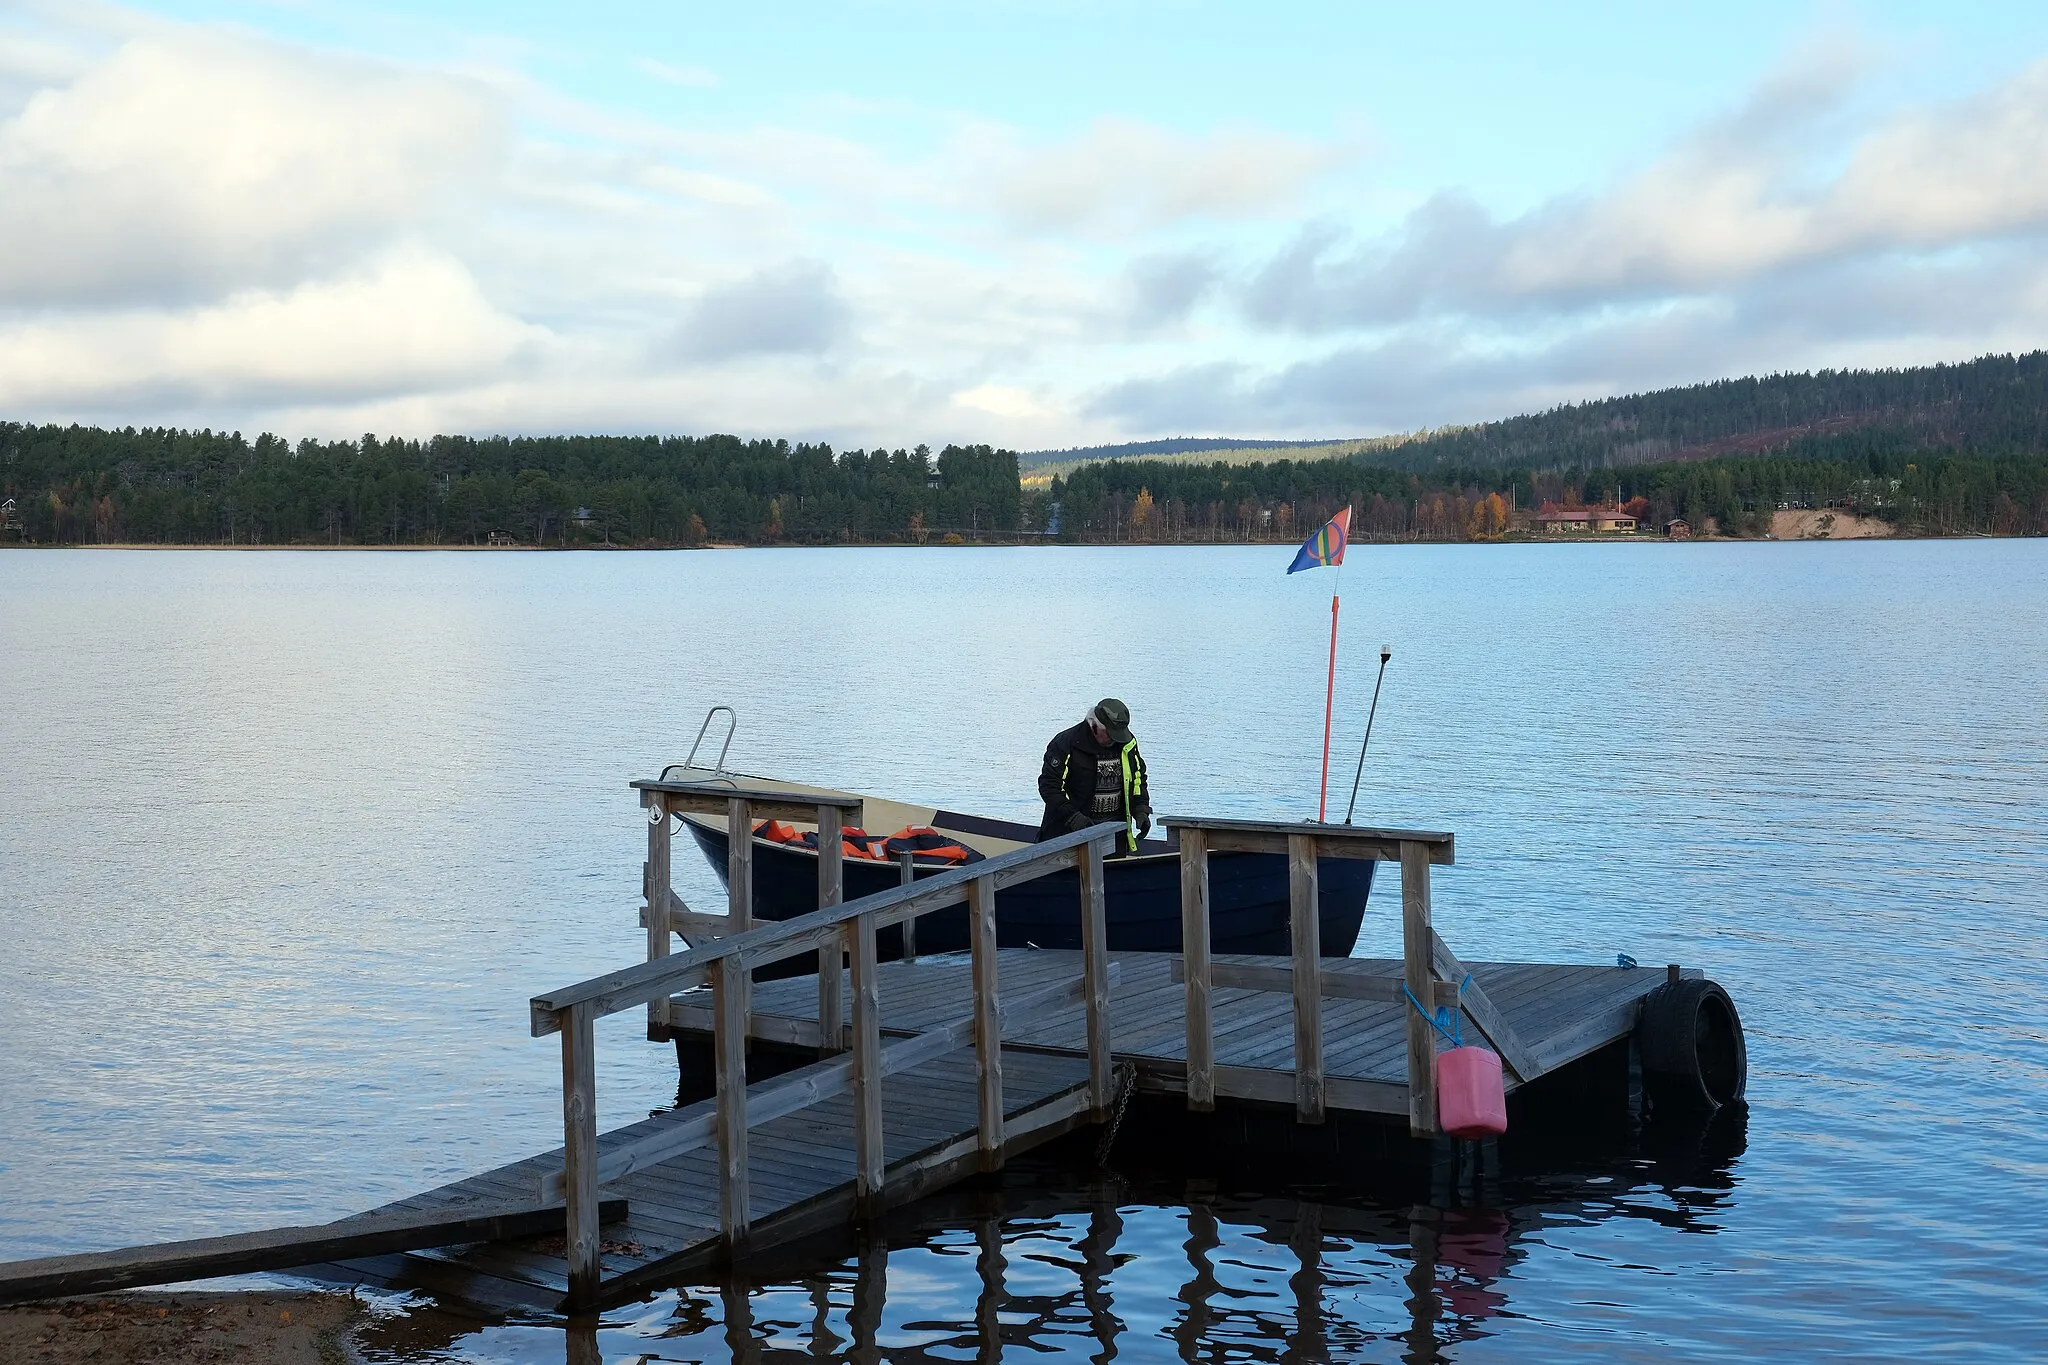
top-left (1130, 487), bottom-right (1155, 539)
top-left (1622, 496), bottom-right (1652, 522)
top-left (909, 509), bottom-right (927, 544)
top-left (685, 513), bottom-right (707, 546)
top-left (1274, 502), bottom-right (1294, 538)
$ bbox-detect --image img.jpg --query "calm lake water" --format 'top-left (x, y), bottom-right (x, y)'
top-left (2, 542), bottom-right (2045, 1361)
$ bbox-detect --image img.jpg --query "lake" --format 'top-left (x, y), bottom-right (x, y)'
top-left (2, 542), bottom-right (2044, 1361)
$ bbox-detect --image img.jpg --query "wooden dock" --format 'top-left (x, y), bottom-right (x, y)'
top-left (0, 776), bottom-right (1728, 1316)
top-left (679, 948), bottom-right (1693, 1121)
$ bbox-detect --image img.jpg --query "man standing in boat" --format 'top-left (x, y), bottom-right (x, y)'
top-left (1038, 698), bottom-right (1152, 854)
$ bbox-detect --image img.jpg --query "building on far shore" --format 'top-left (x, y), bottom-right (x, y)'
top-left (1534, 503), bottom-right (1639, 534)
top-left (1666, 518), bottom-right (1692, 539)
top-left (487, 531), bottom-right (518, 547)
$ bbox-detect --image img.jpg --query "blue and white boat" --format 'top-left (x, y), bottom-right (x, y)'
top-left (670, 770), bottom-right (1374, 964)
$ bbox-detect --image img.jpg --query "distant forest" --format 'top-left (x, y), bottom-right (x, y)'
top-left (0, 429), bottom-right (1020, 547)
top-left (5, 352), bottom-right (2048, 546)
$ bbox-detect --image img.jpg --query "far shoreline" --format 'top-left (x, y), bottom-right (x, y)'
top-left (0, 533), bottom-right (2030, 553)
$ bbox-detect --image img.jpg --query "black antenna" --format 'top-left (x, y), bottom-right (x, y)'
top-left (1342, 645), bottom-right (1392, 825)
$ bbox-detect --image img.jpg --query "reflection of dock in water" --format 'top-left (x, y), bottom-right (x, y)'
top-left (495, 1130), bottom-right (1736, 1365)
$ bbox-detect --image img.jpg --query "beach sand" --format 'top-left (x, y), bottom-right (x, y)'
top-left (0, 1290), bottom-right (364, 1365)
top-left (1770, 508), bottom-right (1894, 539)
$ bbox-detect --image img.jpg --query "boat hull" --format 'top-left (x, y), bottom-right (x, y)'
top-left (683, 821), bottom-right (1373, 965)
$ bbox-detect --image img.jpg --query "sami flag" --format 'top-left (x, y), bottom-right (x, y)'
top-left (1286, 506), bottom-right (1351, 573)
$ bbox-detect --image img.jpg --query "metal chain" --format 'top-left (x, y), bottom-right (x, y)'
top-left (1094, 1062), bottom-right (1139, 1168)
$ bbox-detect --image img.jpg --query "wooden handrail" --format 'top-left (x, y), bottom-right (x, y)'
top-left (531, 824), bottom-right (1120, 1035)
top-left (548, 818), bottom-right (1121, 1306)
top-left (539, 966), bottom-right (1118, 1202)
top-left (630, 776), bottom-right (864, 820)
top-left (1158, 815), bottom-right (1455, 865)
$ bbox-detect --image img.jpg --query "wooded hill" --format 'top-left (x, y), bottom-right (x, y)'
top-left (1049, 352), bottom-right (2048, 540)
top-left (1375, 350), bottom-right (2048, 473)
top-left (5, 352), bottom-right (2047, 546)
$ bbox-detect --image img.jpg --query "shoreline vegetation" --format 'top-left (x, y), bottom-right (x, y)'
top-left (6, 354), bottom-right (2047, 549)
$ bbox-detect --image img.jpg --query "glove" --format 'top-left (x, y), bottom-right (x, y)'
top-left (1136, 819), bottom-right (1153, 843)
top-left (1064, 812), bottom-right (1094, 833)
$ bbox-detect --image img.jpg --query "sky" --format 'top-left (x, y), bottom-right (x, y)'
top-left (5, 1), bottom-right (2048, 450)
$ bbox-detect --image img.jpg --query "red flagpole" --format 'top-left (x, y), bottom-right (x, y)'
top-left (1318, 590), bottom-right (1339, 822)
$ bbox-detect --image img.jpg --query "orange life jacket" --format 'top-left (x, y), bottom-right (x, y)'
top-left (882, 826), bottom-right (982, 865)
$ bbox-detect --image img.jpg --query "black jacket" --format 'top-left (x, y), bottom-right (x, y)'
top-left (1037, 721), bottom-right (1151, 851)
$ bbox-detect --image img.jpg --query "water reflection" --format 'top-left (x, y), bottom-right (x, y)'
top-left (353, 1105), bottom-right (1749, 1364)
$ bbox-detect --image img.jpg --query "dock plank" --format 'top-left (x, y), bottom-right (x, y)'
top-left (0, 1200), bottom-right (626, 1306)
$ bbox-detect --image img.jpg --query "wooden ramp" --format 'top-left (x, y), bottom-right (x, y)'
top-left (299, 1047), bottom-right (1094, 1313)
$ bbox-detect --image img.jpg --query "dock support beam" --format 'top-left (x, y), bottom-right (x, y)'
top-left (712, 955), bottom-right (751, 1247)
top-left (969, 875), bottom-right (1004, 1166)
top-left (726, 798), bottom-right (754, 1041)
top-left (816, 804), bottom-right (845, 1053)
top-left (1077, 841), bottom-right (1113, 1113)
top-left (847, 908), bottom-right (883, 1208)
top-left (1178, 828), bottom-right (1214, 1111)
top-left (897, 851), bottom-right (918, 960)
top-left (1400, 840), bottom-right (1439, 1136)
top-left (1288, 834), bottom-right (1325, 1124)
top-left (559, 1001), bottom-right (600, 1308)
top-left (644, 794), bottom-right (672, 1039)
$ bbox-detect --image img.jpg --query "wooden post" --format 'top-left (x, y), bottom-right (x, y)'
top-left (1288, 833), bottom-right (1325, 1124)
top-left (969, 874), bottom-right (1004, 1166)
top-left (848, 909), bottom-right (883, 1207)
top-left (1077, 840), bottom-right (1113, 1114)
top-left (727, 797), bottom-right (753, 1036)
top-left (1178, 828), bottom-right (1214, 1111)
top-left (644, 793), bottom-right (672, 1040)
top-left (711, 955), bottom-right (751, 1245)
top-left (897, 851), bottom-right (918, 961)
top-left (1400, 840), bottom-right (1439, 1136)
top-left (816, 804), bottom-right (845, 1053)
top-left (559, 1001), bottom-right (600, 1308)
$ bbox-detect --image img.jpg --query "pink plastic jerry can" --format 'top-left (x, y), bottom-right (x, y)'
top-left (1437, 1045), bottom-right (1508, 1138)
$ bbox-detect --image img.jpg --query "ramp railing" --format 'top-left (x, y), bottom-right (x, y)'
top-left (531, 818), bottom-right (1121, 1308)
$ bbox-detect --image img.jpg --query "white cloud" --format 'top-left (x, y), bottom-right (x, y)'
top-left (3, 9), bottom-right (2046, 450)
top-left (0, 25), bottom-right (502, 306)
top-left (0, 248), bottom-right (542, 410)
top-left (969, 117), bottom-right (1353, 237)
top-left (952, 384), bottom-right (1045, 419)
top-left (1246, 49), bottom-right (2048, 331)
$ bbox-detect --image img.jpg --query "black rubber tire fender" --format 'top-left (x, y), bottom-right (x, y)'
top-left (1637, 978), bottom-right (1747, 1115)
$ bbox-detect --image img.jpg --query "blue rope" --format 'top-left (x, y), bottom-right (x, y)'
top-left (1401, 973), bottom-right (1473, 1048)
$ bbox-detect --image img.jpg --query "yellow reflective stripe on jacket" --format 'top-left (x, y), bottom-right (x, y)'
top-left (1118, 739), bottom-right (1141, 849)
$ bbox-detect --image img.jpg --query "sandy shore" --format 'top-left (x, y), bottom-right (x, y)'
top-left (0, 1290), bottom-right (365, 1365)
top-left (1770, 508), bottom-right (1894, 539)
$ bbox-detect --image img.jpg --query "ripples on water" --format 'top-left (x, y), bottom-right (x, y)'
top-left (2, 542), bottom-right (2045, 1361)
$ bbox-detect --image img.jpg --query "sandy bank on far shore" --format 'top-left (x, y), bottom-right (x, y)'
top-left (1770, 508), bottom-right (1894, 539)
top-left (0, 1290), bottom-right (364, 1365)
